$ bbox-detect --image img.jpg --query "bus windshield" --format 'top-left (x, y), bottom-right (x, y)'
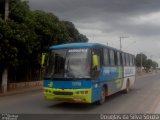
top-left (45, 48), bottom-right (91, 79)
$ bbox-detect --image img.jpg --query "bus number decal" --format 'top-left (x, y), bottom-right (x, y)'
top-left (72, 82), bottom-right (82, 87)
top-left (68, 49), bottom-right (88, 53)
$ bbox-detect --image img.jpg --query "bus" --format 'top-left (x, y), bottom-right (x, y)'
top-left (43, 43), bottom-right (136, 104)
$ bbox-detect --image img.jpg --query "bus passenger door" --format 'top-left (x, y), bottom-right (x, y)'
top-left (91, 48), bottom-right (102, 102)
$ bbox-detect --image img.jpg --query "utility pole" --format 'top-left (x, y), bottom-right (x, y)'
top-left (119, 36), bottom-right (128, 50)
top-left (140, 53), bottom-right (142, 73)
top-left (2, 0), bottom-right (9, 93)
top-left (120, 37), bottom-right (122, 50)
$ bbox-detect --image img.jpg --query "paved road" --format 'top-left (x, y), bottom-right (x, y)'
top-left (0, 72), bottom-right (160, 114)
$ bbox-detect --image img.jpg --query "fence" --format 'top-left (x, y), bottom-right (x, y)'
top-left (8, 81), bottom-right (42, 90)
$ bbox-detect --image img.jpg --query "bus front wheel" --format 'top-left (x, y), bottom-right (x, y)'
top-left (97, 87), bottom-right (106, 105)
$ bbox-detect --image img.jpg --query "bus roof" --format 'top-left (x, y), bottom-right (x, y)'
top-left (50, 43), bottom-right (97, 49)
top-left (50, 42), bottom-right (118, 50)
top-left (49, 42), bottom-right (134, 56)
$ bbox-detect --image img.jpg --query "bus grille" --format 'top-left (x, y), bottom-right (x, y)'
top-left (53, 91), bottom-right (73, 95)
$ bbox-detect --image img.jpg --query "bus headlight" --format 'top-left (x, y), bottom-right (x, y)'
top-left (76, 90), bottom-right (88, 94)
top-left (76, 91), bottom-right (80, 94)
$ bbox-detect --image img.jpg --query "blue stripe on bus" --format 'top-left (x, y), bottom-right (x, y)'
top-left (43, 66), bottom-right (123, 103)
top-left (43, 79), bottom-right (92, 89)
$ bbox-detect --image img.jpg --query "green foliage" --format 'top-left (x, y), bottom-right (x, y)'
top-left (152, 61), bottom-right (158, 69)
top-left (61, 21), bottom-right (88, 43)
top-left (0, 18), bottom-right (18, 68)
top-left (0, 0), bottom-right (88, 82)
top-left (78, 34), bottom-right (88, 42)
top-left (145, 59), bottom-right (152, 70)
top-left (135, 53), bottom-right (147, 67)
top-left (33, 10), bottom-right (59, 51)
top-left (9, 0), bottom-right (30, 23)
top-left (0, 0), bottom-right (5, 19)
top-left (136, 53), bottom-right (159, 72)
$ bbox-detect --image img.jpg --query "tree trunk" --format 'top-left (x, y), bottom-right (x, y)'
top-left (4, 0), bottom-right (9, 20)
top-left (2, 68), bottom-right (8, 93)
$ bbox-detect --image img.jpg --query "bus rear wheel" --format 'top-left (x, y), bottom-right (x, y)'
top-left (124, 80), bottom-right (130, 93)
top-left (97, 87), bottom-right (106, 105)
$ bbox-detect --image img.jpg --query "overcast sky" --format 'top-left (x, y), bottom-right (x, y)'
top-left (29, 0), bottom-right (160, 65)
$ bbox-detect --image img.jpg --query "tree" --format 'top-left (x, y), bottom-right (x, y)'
top-left (0, 19), bottom-right (18, 67)
top-left (33, 10), bottom-right (60, 51)
top-left (0, 0), bottom-right (89, 91)
top-left (0, 18), bottom-right (19, 92)
top-left (136, 53), bottom-right (159, 72)
top-left (135, 53), bottom-right (147, 68)
top-left (145, 59), bottom-right (152, 71)
top-left (9, 0), bottom-right (30, 23)
top-left (78, 34), bottom-right (88, 42)
top-left (61, 21), bottom-right (88, 43)
top-left (0, 0), bottom-right (5, 19)
top-left (152, 61), bottom-right (158, 69)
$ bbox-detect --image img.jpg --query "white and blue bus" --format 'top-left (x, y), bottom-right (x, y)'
top-left (43, 43), bottom-right (136, 104)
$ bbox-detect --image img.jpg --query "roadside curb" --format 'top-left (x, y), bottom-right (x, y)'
top-left (0, 86), bottom-right (42, 97)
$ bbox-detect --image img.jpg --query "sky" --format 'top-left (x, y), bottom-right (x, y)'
top-left (28, 0), bottom-right (160, 65)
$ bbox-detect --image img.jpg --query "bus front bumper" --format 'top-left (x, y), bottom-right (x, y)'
top-left (43, 87), bottom-right (92, 103)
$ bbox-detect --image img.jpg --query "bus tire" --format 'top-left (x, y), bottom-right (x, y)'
top-left (124, 80), bottom-right (130, 93)
top-left (97, 87), bottom-right (106, 105)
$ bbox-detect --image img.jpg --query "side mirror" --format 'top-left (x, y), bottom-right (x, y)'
top-left (92, 54), bottom-right (99, 70)
top-left (41, 53), bottom-right (46, 66)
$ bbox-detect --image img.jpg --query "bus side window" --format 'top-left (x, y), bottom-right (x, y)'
top-left (132, 56), bottom-right (135, 66)
top-left (92, 49), bottom-right (101, 70)
top-left (114, 51), bottom-right (117, 66)
top-left (129, 55), bottom-right (133, 66)
top-left (117, 52), bottom-right (121, 66)
top-left (125, 53), bottom-right (129, 66)
top-left (122, 53), bottom-right (126, 66)
top-left (120, 52), bottom-right (123, 66)
top-left (109, 49), bottom-right (115, 66)
top-left (103, 48), bottom-right (109, 66)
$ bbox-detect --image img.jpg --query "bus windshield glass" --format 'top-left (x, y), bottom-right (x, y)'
top-left (45, 48), bottom-right (90, 79)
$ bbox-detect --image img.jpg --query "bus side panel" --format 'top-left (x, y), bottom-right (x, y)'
top-left (91, 80), bottom-right (118, 103)
top-left (129, 76), bottom-right (136, 88)
top-left (91, 78), bottom-right (121, 103)
top-left (121, 66), bottom-right (136, 90)
top-left (98, 67), bottom-right (123, 95)
top-left (91, 66), bottom-right (116, 102)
